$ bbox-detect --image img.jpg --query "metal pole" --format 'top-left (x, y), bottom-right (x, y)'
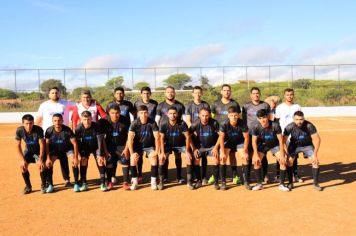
top-left (63, 69), bottom-right (66, 89)
top-left (313, 65), bottom-right (316, 81)
top-left (291, 66), bottom-right (294, 88)
top-left (107, 68), bottom-right (110, 82)
top-left (338, 65), bottom-right (341, 90)
top-left (268, 66), bottom-right (271, 93)
top-left (222, 67), bottom-right (225, 84)
top-left (38, 69), bottom-right (41, 92)
top-left (131, 68), bottom-right (134, 89)
top-left (246, 66), bottom-right (249, 91)
top-left (154, 68), bottom-right (157, 89)
top-left (84, 69), bottom-right (87, 87)
top-left (14, 70), bottom-right (17, 92)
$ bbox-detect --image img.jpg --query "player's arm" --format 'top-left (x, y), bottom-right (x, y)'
top-left (185, 115), bottom-right (192, 127)
top-left (277, 133), bottom-right (286, 165)
top-left (45, 138), bottom-right (53, 167)
top-left (251, 134), bottom-right (260, 164)
top-left (242, 131), bottom-right (249, 155)
top-left (218, 131), bottom-right (226, 158)
top-left (155, 115), bottom-right (161, 124)
top-left (127, 131), bottom-right (136, 156)
top-left (311, 132), bottom-right (321, 163)
top-left (70, 137), bottom-right (79, 166)
top-left (153, 131), bottom-right (160, 155)
top-left (96, 103), bottom-right (107, 119)
top-left (183, 131), bottom-right (192, 160)
top-left (212, 133), bottom-right (220, 159)
top-left (159, 132), bottom-right (165, 156)
top-left (16, 139), bottom-right (28, 172)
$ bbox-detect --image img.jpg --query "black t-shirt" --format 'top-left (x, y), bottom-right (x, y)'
top-left (75, 122), bottom-right (104, 153)
top-left (45, 125), bottom-right (75, 153)
top-left (284, 121), bottom-right (317, 147)
top-left (129, 118), bottom-right (159, 149)
top-left (242, 101), bottom-right (271, 130)
top-left (251, 121), bottom-right (282, 149)
top-left (134, 99), bottom-right (158, 121)
top-left (189, 119), bottom-right (219, 149)
top-left (156, 100), bottom-right (185, 125)
top-left (99, 117), bottom-right (128, 148)
top-left (15, 125), bottom-right (44, 154)
top-left (185, 100), bottom-right (210, 124)
top-left (211, 99), bottom-right (241, 125)
top-left (219, 119), bottom-right (248, 146)
top-left (106, 100), bottom-right (136, 127)
top-left (159, 120), bottom-right (188, 148)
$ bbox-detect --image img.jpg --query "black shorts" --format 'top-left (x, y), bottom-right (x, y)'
top-left (79, 149), bottom-right (101, 158)
top-left (24, 151), bottom-right (40, 163)
top-left (49, 150), bottom-right (74, 159)
top-left (108, 146), bottom-right (129, 165)
top-left (165, 146), bottom-right (186, 154)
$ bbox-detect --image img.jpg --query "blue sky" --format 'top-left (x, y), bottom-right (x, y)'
top-left (1, 0), bottom-right (356, 69)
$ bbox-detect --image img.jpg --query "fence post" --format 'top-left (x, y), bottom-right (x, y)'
top-left (38, 69), bottom-right (41, 92)
top-left (154, 68), bottom-right (157, 89)
top-left (222, 67), bottom-right (225, 84)
top-left (291, 65), bottom-right (294, 88)
top-left (246, 66), bottom-right (249, 91)
top-left (14, 70), bottom-right (17, 92)
top-left (131, 68), bottom-right (134, 89)
top-left (84, 68), bottom-right (87, 87)
top-left (268, 66), bottom-right (271, 93)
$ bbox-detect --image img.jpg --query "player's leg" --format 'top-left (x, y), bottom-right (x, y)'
top-left (236, 148), bottom-right (251, 190)
top-left (228, 148), bottom-right (240, 185)
top-left (137, 155), bottom-right (143, 184)
top-left (35, 154), bottom-right (47, 193)
top-left (157, 151), bottom-right (166, 190)
top-left (21, 152), bottom-right (34, 194)
top-left (79, 156), bottom-right (89, 191)
top-left (148, 149), bottom-right (158, 190)
top-left (45, 155), bottom-right (58, 193)
top-left (182, 149), bottom-right (194, 190)
top-left (119, 148), bottom-right (130, 190)
top-left (252, 152), bottom-right (264, 191)
top-left (273, 149), bottom-right (290, 192)
top-left (304, 146), bottom-right (322, 191)
top-left (59, 155), bottom-right (71, 187)
top-left (68, 151), bottom-right (80, 192)
top-left (105, 154), bottom-right (115, 191)
top-left (201, 155), bottom-right (208, 185)
top-left (97, 155), bottom-right (108, 192)
top-left (130, 150), bottom-right (141, 190)
top-left (262, 154), bottom-right (269, 183)
top-left (293, 157), bottom-right (303, 183)
top-left (174, 151), bottom-right (184, 183)
top-left (219, 149), bottom-right (229, 190)
top-left (208, 151), bottom-right (220, 190)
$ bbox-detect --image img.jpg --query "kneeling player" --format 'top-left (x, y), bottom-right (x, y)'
top-left (284, 111), bottom-right (322, 191)
top-left (128, 105), bottom-right (160, 190)
top-left (45, 114), bottom-right (79, 193)
top-left (251, 109), bottom-right (290, 192)
top-left (219, 107), bottom-right (250, 190)
top-left (75, 111), bottom-right (108, 192)
top-left (159, 107), bottom-right (193, 190)
top-left (16, 114), bottom-right (46, 194)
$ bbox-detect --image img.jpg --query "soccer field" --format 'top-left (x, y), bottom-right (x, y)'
top-left (0, 117), bottom-right (355, 236)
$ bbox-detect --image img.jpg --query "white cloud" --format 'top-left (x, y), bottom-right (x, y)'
top-left (28, 0), bottom-right (68, 13)
top-left (82, 55), bottom-right (131, 68)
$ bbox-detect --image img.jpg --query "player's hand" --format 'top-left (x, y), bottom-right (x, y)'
top-left (287, 157), bottom-right (294, 167)
top-left (241, 151), bottom-right (249, 160)
top-left (252, 154), bottom-right (260, 165)
top-left (193, 149), bottom-right (200, 159)
top-left (132, 152), bottom-right (140, 161)
top-left (186, 151), bottom-right (193, 161)
top-left (20, 160), bottom-right (28, 172)
top-left (72, 158), bottom-right (79, 167)
top-left (212, 147), bottom-right (219, 159)
top-left (312, 155), bottom-right (319, 165)
top-left (46, 159), bottom-right (52, 168)
top-left (38, 160), bottom-right (45, 172)
top-left (279, 156), bottom-right (286, 166)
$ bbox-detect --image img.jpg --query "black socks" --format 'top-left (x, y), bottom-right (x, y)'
top-left (22, 171), bottom-right (31, 188)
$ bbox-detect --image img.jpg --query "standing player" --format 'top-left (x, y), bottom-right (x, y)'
top-left (219, 107), bottom-right (251, 190)
top-left (71, 90), bottom-right (106, 129)
top-left (275, 88), bottom-right (303, 183)
top-left (99, 105), bottom-right (131, 190)
top-left (134, 86), bottom-right (158, 182)
top-left (190, 108), bottom-right (222, 190)
top-left (159, 107), bottom-right (193, 190)
top-left (75, 111), bottom-right (108, 192)
top-left (16, 114), bottom-right (46, 194)
top-left (210, 84), bottom-right (241, 185)
top-left (128, 105), bottom-right (160, 190)
top-left (242, 87), bottom-right (272, 184)
top-left (185, 86), bottom-right (210, 127)
top-left (44, 114), bottom-right (79, 193)
top-left (283, 111), bottom-right (322, 191)
top-left (156, 86), bottom-right (185, 182)
top-left (36, 86), bottom-right (72, 187)
top-left (251, 109), bottom-right (290, 192)
top-left (106, 87), bottom-right (136, 183)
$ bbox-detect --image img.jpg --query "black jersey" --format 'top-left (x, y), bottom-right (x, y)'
top-left (45, 125), bottom-right (75, 153)
top-left (211, 99), bottom-right (241, 125)
top-left (134, 99), bottom-right (158, 120)
top-left (242, 101), bottom-right (271, 131)
top-left (15, 125), bottom-right (44, 154)
top-left (251, 121), bottom-right (282, 149)
top-left (106, 100), bottom-right (136, 127)
top-left (99, 117), bottom-right (129, 148)
top-left (189, 119), bottom-right (219, 149)
top-left (284, 121), bottom-right (317, 148)
top-left (159, 120), bottom-right (188, 148)
top-left (75, 122), bottom-right (104, 153)
top-left (219, 119), bottom-right (248, 146)
top-left (129, 118), bottom-right (159, 149)
top-left (185, 100), bottom-right (210, 124)
top-left (156, 100), bottom-right (185, 125)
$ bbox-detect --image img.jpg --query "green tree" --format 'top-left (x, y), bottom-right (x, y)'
top-left (293, 79), bottom-right (312, 89)
top-left (69, 87), bottom-right (93, 100)
top-left (134, 81), bottom-right (150, 90)
top-left (105, 76), bottom-right (124, 89)
top-left (40, 79), bottom-right (66, 95)
top-left (0, 88), bottom-right (17, 99)
top-left (163, 73), bottom-right (191, 90)
top-left (200, 75), bottom-right (213, 90)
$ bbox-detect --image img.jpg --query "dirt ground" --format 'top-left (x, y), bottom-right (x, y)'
top-left (0, 117), bottom-right (355, 236)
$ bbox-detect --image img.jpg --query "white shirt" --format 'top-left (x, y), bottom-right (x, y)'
top-left (76, 102), bottom-right (98, 122)
top-left (37, 99), bottom-right (72, 132)
top-left (275, 102), bottom-right (302, 132)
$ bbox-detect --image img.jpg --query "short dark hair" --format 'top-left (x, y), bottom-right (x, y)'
top-left (138, 105), bottom-right (148, 112)
top-left (52, 113), bottom-right (63, 119)
top-left (49, 87), bottom-right (59, 92)
top-left (250, 87), bottom-right (260, 93)
top-left (81, 89), bottom-right (92, 97)
top-left (168, 106), bottom-right (178, 112)
top-left (294, 111), bottom-right (304, 117)
top-left (22, 114), bottom-right (34, 122)
top-left (114, 87), bottom-right (125, 93)
top-left (228, 106), bottom-right (239, 114)
top-left (221, 84), bottom-right (231, 90)
top-left (193, 86), bottom-right (203, 92)
top-left (141, 86), bottom-right (151, 94)
top-left (199, 107), bottom-right (211, 113)
top-left (81, 111), bottom-right (92, 118)
top-left (108, 104), bottom-right (121, 113)
top-left (166, 86), bottom-right (175, 91)
top-left (256, 109), bottom-right (268, 118)
top-left (284, 88), bottom-right (294, 93)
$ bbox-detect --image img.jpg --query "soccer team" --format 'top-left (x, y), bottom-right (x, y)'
top-left (16, 84), bottom-right (323, 194)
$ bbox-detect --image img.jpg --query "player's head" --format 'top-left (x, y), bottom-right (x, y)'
top-left (80, 89), bottom-right (92, 106)
top-left (108, 104), bottom-right (121, 122)
top-left (167, 106), bottom-right (178, 122)
top-left (256, 109), bottom-right (269, 127)
top-left (52, 113), bottom-right (63, 128)
top-left (192, 86), bottom-right (203, 101)
top-left (284, 88), bottom-right (295, 103)
top-left (227, 106), bottom-right (239, 124)
top-left (165, 86), bottom-right (175, 101)
top-left (114, 87), bottom-right (125, 102)
top-left (22, 114), bottom-right (34, 132)
top-left (221, 84), bottom-right (231, 99)
top-left (48, 87), bottom-right (60, 101)
top-left (141, 86), bottom-right (152, 101)
top-left (137, 105), bottom-right (149, 122)
top-left (294, 111), bottom-right (305, 127)
top-left (80, 110), bottom-right (92, 128)
top-left (199, 107), bottom-right (211, 125)
top-left (250, 87), bottom-right (261, 102)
